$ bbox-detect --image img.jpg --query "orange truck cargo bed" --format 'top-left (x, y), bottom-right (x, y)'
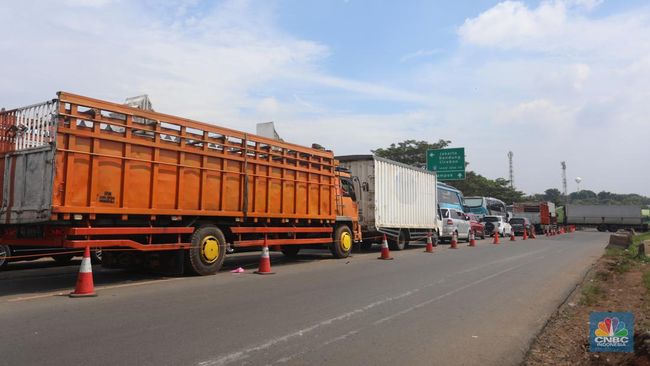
top-left (0, 92), bottom-right (337, 224)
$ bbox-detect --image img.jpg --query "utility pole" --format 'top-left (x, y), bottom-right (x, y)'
top-left (561, 161), bottom-right (567, 202)
top-left (508, 151), bottom-right (514, 189)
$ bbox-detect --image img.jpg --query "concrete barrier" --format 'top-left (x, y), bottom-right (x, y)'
top-left (607, 231), bottom-right (633, 249)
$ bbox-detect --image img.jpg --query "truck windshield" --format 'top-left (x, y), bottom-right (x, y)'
top-left (509, 218), bottom-right (525, 224)
top-left (483, 217), bottom-right (499, 223)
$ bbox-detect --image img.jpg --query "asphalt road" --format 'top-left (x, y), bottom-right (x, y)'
top-left (0, 231), bottom-right (607, 366)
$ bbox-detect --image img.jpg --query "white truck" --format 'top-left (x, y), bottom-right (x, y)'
top-left (337, 155), bottom-right (440, 250)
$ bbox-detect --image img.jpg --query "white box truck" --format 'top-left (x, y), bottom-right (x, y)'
top-left (337, 155), bottom-right (440, 250)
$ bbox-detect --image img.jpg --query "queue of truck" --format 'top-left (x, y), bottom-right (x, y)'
top-left (0, 92), bottom-right (645, 274)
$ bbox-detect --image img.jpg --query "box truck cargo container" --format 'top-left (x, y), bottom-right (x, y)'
top-left (563, 204), bottom-right (647, 232)
top-left (0, 92), bottom-right (361, 274)
top-left (337, 155), bottom-right (440, 251)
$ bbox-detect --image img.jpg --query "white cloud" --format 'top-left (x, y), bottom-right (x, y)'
top-left (400, 48), bottom-right (444, 63)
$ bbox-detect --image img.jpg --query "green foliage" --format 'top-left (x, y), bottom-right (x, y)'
top-left (580, 284), bottom-right (603, 306)
top-left (372, 139), bottom-right (450, 169)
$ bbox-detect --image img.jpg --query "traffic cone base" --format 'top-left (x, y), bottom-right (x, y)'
top-left (255, 246), bottom-right (275, 275)
top-left (510, 232), bottom-right (516, 242)
top-left (378, 235), bottom-right (394, 260)
top-left (425, 233), bottom-right (434, 253)
top-left (493, 231), bottom-right (500, 245)
top-left (450, 232), bottom-right (458, 249)
top-left (522, 229), bottom-right (528, 240)
top-left (70, 247), bottom-right (97, 298)
top-left (468, 231), bottom-right (476, 247)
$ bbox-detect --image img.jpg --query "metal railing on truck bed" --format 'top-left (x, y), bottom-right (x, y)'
top-left (0, 100), bottom-right (58, 153)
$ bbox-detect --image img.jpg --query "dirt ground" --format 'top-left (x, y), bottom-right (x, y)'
top-left (524, 245), bottom-right (650, 366)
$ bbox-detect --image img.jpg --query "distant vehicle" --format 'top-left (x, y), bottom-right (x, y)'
top-left (437, 182), bottom-right (465, 212)
top-left (440, 208), bottom-right (472, 242)
top-left (482, 215), bottom-right (512, 237)
top-left (0, 245), bottom-right (101, 270)
top-left (465, 196), bottom-right (508, 218)
top-left (512, 202), bottom-right (557, 233)
top-left (466, 213), bottom-right (486, 239)
top-left (509, 217), bottom-right (532, 236)
top-left (562, 204), bottom-right (648, 232)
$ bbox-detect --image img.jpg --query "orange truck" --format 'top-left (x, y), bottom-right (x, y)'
top-left (0, 92), bottom-right (361, 275)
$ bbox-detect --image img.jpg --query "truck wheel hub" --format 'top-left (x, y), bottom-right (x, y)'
top-left (201, 236), bottom-right (219, 263)
top-left (340, 232), bottom-right (352, 251)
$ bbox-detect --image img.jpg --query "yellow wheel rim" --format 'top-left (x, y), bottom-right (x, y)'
top-left (340, 231), bottom-right (352, 252)
top-left (201, 236), bottom-right (220, 264)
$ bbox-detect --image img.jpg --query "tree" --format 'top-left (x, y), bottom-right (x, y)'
top-left (372, 139), bottom-right (450, 169)
top-left (543, 188), bottom-right (562, 206)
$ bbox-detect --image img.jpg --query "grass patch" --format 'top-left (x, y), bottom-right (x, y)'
top-left (632, 231), bottom-right (650, 246)
top-left (594, 270), bottom-right (611, 282)
top-left (643, 270), bottom-right (650, 292)
top-left (580, 284), bottom-right (603, 306)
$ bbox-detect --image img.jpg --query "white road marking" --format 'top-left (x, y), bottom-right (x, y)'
top-left (198, 247), bottom-right (554, 366)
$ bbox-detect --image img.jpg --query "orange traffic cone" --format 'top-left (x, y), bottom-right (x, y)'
top-left (70, 246), bottom-right (97, 298)
top-left (425, 232), bottom-right (434, 253)
top-left (510, 231), bottom-right (516, 242)
top-left (255, 244), bottom-right (275, 275)
top-left (450, 231), bottom-right (458, 249)
top-left (523, 228), bottom-right (528, 240)
top-left (378, 234), bottom-right (394, 260)
top-left (468, 230), bottom-right (476, 247)
top-left (493, 230), bottom-right (500, 245)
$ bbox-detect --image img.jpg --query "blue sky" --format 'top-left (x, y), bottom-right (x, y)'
top-left (1, 0), bottom-right (649, 195)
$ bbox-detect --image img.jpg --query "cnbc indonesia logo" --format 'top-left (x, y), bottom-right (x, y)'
top-left (590, 312), bottom-right (634, 353)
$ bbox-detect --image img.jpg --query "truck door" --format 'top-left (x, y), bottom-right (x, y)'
top-left (339, 177), bottom-right (358, 219)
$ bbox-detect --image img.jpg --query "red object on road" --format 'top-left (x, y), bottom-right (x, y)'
top-left (378, 234), bottom-right (394, 260)
top-left (493, 231), bottom-right (500, 245)
top-left (69, 246), bottom-right (97, 298)
top-left (450, 231), bottom-right (459, 249)
top-left (254, 245), bottom-right (275, 275)
top-left (425, 232), bottom-right (434, 253)
top-left (523, 229), bottom-right (528, 240)
top-left (510, 232), bottom-right (516, 242)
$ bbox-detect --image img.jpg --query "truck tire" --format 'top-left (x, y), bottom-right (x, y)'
top-left (388, 231), bottom-right (407, 251)
top-left (187, 226), bottom-right (226, 276)
top-left (281, 246), bottom-right (300, 258)
top-left (91, 249), bottom-right (102, 264)
top-left (330, 225), bottom-right (353, 259)
top-left (0, 245), bottom-right (9, 269)
top-left (53, 254), bottom-right (74, 264)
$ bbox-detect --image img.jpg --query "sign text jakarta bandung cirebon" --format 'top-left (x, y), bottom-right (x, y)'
top-left (426, 148), bottom-right (466, 181)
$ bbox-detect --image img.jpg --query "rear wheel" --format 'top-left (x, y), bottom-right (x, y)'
top-left (281, 246), bottom-right (300, 258)
top-left (91, 249), bottom-right (102, 264)
top-left (388, 231), bottom-right (408, 251)
top-left (187, 226), bottom-right (226, 276)
top-left (0, 245), bottom-right (9, 269)
top-left (330, 225), bottom-right (353, 259)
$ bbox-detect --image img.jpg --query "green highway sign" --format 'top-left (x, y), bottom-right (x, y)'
top-left (426, 147), bottom-right (466, 181)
